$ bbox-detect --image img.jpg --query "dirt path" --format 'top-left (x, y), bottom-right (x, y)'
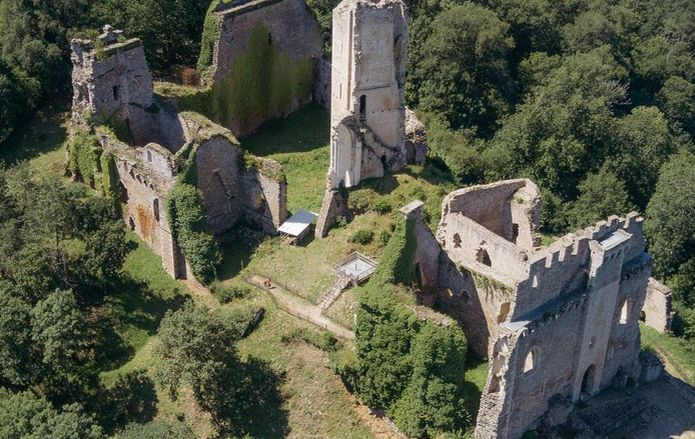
top-left (249, 275), bottom-right (355, 339)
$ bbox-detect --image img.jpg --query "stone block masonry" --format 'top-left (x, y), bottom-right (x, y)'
top-left (71, 26), bottom-right (288, 283)
top-left (425, 179), bottom-right (657, 438)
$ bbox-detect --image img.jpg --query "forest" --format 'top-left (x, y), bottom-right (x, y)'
top-left (1, 0), bottom-right (694, 437)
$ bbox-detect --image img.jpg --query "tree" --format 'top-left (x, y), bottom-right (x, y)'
top-left (31, 290), bottom-right (89, 379)
top-left (483, 46), bottom-right (627, 199)
top-left (355, 286), bottom-right (418, 409)
top-left (565, 166), bottom-right (635, 230)
top-left (656, 76), bottom-right (695, 136)
top-left (607, 106), bottom-right (676, 209)
top-left (153, 302), bottom-right (242, 427)
top-left (414, 2), bottom-right (516, 136)
top-left (0, 282), bottom-right (35, 387)
top-left (391, 322), bottom-right (470, 438)
top-left (644, 151), bottom-right (695, 279)
top-left (94, 0), bottom-right (210, 73)
top-left (0, 389), bottom-right (103, 439)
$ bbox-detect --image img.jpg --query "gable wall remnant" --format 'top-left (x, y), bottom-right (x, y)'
top-left (72, 27), bottom-right (287, 282)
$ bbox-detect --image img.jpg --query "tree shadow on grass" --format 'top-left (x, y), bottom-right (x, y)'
top-left (213, 358), bottom-right (289, 439)
top-left (240, 104), bottom-right (329, 156)
top-left (0, 101), bottom-right (69, 163)
top-left (94, 274), bottom-right (189, 371)
top-left (95, 370), bottom-right (158, 434)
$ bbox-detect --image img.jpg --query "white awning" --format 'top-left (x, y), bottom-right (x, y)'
top-left (278, 209), bottom-right (318, 237)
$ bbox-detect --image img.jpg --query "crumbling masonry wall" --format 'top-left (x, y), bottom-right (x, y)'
top-left (429, 179), bottom-right (654, 439)
top-left (71, 28), bottom-right (287, 281)
top-left (200, 0), bottom-right (323, 135)
top-left (643, 278), bottom-right (673, 333)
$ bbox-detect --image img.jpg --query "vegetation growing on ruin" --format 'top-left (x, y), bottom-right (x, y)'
top-left (68, 130), bottom-right (103, 189)
top-left (166, 151), bottom-right (221, 285)
top-left (197, 0), bottom-right (222, 74)
top-left (172, 24), bottom-right (314, 133)
top-left (328, 216), bottom-right (472, 437)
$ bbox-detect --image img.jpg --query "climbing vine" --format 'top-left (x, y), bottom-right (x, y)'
top-left (331, 215), bottom-right (472, 437)
top-left (68, 130), bottom-right (103, 189)
top-left (186, 23), bottom-right (313, 132)
top-left (166, 148), bottom-right (221, 285)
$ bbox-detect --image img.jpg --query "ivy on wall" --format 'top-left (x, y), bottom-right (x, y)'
top-left (184, 23), bottom-right (314, 133)
top-left (166, 148), bottom-right (222, 285)
top-left (332, 216), bottom-right (472, 437)
top-left (197, 0), bottom-right (222, 74)
top-left (68, 130), bottom-right (103, 190)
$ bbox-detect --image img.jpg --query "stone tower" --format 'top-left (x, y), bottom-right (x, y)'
top-left (328, 0), bottom-right (408, 188)
top-left (71, 25), bottom-right (155, 143)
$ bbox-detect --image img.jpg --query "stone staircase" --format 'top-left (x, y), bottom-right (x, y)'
top-left (317, 273), bottom-right (352, 310)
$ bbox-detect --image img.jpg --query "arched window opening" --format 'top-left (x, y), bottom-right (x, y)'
top-left (497, 302), bottom-right (510, 324)
top-left (453, 233), bottom-right (462, 248)
top-left (476, 247), bottom-right (492, 267)
top-left (153, 198), bottom-right (160, 222)
top-left (113, 85), bottom-right (120, 100)
top-left (620, 300), bottom-right (628, 324)
top-left (523, 347), bottom-right (539, 373)
top-left (581, 365), bottom-right (596, 394)
top-left (146, 150), bottom-right (152, 163)
top-left (359, 95), bottom-right (367, 121)
top-left (511, 223), bottom-right (519, 244)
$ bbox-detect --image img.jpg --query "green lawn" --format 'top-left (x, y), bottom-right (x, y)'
top-left (100, 233), bottom-right (189, 382)
top-left (240, 104), bottom-right (330, 213)
top-left (640, 324), bottom-right (695, 386)
top-left (0, 101), bottom-right (70, 177)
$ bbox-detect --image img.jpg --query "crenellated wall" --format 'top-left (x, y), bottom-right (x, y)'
top-left (431, 180), bottom-right (655, 439)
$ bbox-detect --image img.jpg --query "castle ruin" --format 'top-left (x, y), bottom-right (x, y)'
top-left (70, 26), bottom-right (287, 280)
top-left (400, 179), bottom-right (674, 438)
top-left (316, 0), bottom-right (427, 238)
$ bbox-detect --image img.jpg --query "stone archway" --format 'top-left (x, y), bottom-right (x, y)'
top-left (581, 364), bottom-right (596, 394)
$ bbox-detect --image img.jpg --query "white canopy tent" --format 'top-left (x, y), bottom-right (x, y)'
top-left (278, 209), bottom-right (318, 243)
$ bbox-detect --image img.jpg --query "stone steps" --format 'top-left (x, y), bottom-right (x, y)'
top-left (317, 274), bottom-right (352, 310)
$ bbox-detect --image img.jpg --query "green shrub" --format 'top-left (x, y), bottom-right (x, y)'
top-left (100, 152), bottom-right (121, 210)
top-left (373, 199), bottom-right (392, 215)
top-left (281, 328), bottom-right (340, 352)
top-left (379, 230), bottom-right (392, 245)
top-left (350, 229), bottom-right (374, 245)
top-left (347, 189), bottom-right (373, 214)
top-left (209, 281), bottom-right (253, 304)
top-left (370, 218), bottom-right (417, 287)
top-left (69, 131), bottom-right (102, 188)
top-left (166, 183), bottom-right (221, 284)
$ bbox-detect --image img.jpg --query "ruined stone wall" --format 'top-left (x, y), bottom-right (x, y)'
top-left (438, 213), bottom-right (530, 284)
top-left (314, 58), bottom-right (332, 107)
top-left (514, 213), bottom-right (645, 320)
top-left (211, 0), bottom-right (322, 81)
top-left (71, 38), bottom-right (153, 122)
top-left (241, 162), bottom-right (288, 234)
top-left (643, 278), bottom-right (673, 333)
top-left (436, 259), bottom-right (512, 357)
top-left (600, 266), bottom-right (650, 389)
top-left (95, 129), bottom-right (183, 278)
top-left (477, 297), bottom-right (587, 438)
top-left (439, 179), bottom-right (540, 249)
top-left (398, 201), bottom-right (441, 297)
top-left (195, 135), bottom-right (244, 235)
